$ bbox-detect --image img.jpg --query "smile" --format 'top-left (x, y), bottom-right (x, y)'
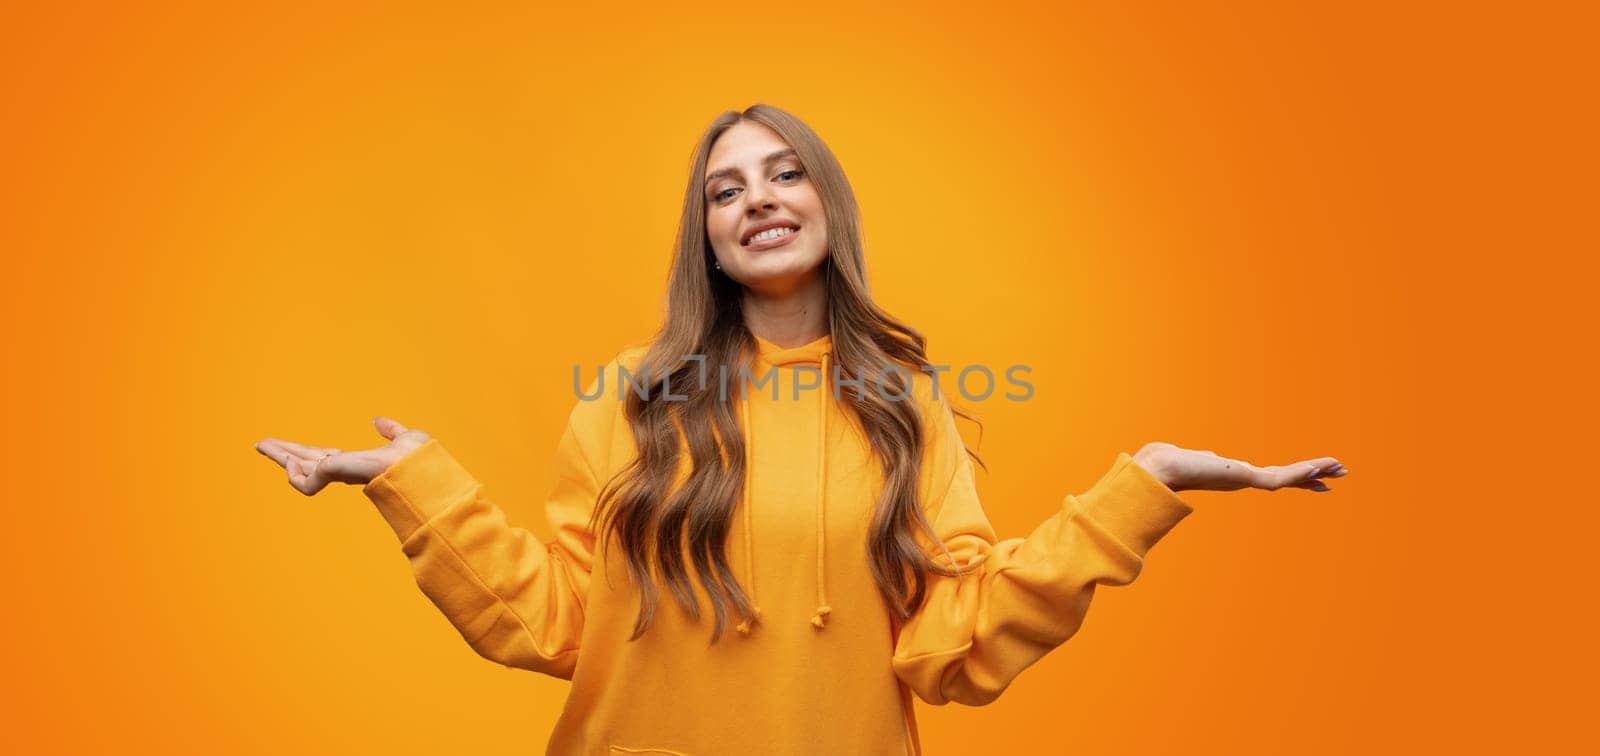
top-left (744, 226), bottom-right (800, 250)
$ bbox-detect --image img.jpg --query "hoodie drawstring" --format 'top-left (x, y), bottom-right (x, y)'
top-left (734, 346), bottom-right (833, 635)
top-left (810, 351), bottom-right (832, 629)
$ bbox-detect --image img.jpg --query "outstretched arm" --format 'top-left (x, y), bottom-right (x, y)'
top-left (257, 386), bottom-right (615, 680)
top-left (361, 412), bottom-right (603, 679)
top-left (890, 397), bottom-right (1347, 706)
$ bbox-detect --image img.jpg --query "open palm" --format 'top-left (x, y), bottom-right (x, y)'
top-left (254, 416), bottom-right (429, 495)
top-left (1134, 441), bottom-right (1349, 494)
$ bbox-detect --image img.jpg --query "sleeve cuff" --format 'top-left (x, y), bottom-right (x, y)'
top-left (1069, 451), bottom-right (1195, 558)
top-left (361, 438), bottom-right (481, 543)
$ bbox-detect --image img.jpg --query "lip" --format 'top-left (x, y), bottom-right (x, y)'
top-left (743, 225), bottom-right (801, 251)
top-left (741, 218), bottom-right (801, 246)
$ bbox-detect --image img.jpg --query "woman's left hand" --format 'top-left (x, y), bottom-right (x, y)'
top-left (1130, 442), bottom-right (1348, 494)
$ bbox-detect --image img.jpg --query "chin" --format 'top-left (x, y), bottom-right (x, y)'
top-left (739, 251), bottom-right (827, 288)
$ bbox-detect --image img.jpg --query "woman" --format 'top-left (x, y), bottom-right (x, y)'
top-left (255, 104), bottom-right (1346, 755)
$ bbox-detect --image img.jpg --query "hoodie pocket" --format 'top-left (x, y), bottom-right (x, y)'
top-left (608, 748), bottom-right (688, 756)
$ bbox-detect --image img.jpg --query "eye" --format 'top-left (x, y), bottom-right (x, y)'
top-left (710, 168), bottom-right (803, 203)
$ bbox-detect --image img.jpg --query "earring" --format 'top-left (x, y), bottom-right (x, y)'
top-left (714, 261), bottom-right (722, 271)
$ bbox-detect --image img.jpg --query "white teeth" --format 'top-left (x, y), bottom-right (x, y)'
top-left (748, 226), bottom-right (795, 244)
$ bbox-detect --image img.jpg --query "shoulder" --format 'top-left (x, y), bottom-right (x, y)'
top-left (904, 362), bottom-right (981, 471)
top-left (901, 364), bottom-right (958, 431)
top-left (895, 364), bottom-right (977, 515)
top-left (571, 339), bottom-right (652, 399)
top-left (615, 340), bottom-right (652, 374)
top-left (566, 339), bottom-right (650, 446)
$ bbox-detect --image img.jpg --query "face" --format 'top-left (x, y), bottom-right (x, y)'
top-left (703, 121), bottom-right (829, 295)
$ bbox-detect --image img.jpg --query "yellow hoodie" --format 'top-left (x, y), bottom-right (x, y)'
top-left (361, 333), bottom-right (1194, 755)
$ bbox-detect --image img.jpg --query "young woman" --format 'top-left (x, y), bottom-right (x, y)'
top-left (255, 104), bottom-right (1347, 756)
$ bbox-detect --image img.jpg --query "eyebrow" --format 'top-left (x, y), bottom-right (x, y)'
top-left (704, 148), bottom-right (799, 188)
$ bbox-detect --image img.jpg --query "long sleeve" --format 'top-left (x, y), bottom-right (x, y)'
top-left (360, 385), bottom-right (616, 680)
top-left (890, 394), bottom-right (1195, 706)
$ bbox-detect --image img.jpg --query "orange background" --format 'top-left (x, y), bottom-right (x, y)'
top-left (2, 2), bottom-right (1594, 754)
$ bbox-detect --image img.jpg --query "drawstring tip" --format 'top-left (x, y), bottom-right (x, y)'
top-left (737, 607), bottom-right (763, 636)
top-left (810, 605), bottom-right (832, 629)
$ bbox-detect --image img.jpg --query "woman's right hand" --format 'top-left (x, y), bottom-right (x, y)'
top-left (254, 416), bottom-right (431, 495)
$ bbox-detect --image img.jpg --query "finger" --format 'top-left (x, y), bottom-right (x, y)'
top-left (271, 438), bottom-right (339, 462)
top-left (1289, 479), bottom-right (1333, 492)
top-left (374, 416), bottom-right (409, 441)
top-left (304, 455), bottom-right (331, 494)
top-left (1299, 464), bottom-right (1350, 480)
top-left (256, 439), bottom-right (293, 468)
top-left (1246, 462), bottom-right (1314, 491)
top-left (286, 457), bottom-right (307, 493)
top-left (257, 439), bottom-right (314, 469)
top-left (287, 456), bottom-right (332, 495)
top-left (291, 445), bottom-right (341, 460)
top-left (1290, 464), bottom-right (1324, 488)
top-left (1272, 457), bottom-right (1343, 487)
top-left (1294, 457), bottom-right (1342, 473)
top-left (1299, 460), bottom-right (1349, 480)
top-left (288, 440), bottom-right (342, 459)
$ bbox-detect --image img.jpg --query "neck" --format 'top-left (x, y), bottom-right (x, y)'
top-left (740, 268), bottom-right (829, 349)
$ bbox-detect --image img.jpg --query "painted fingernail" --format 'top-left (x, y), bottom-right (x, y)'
top-left (1326, 463), bottom-right (1344, 472)
top-left (1306, 467), bottom-right (1322, 478)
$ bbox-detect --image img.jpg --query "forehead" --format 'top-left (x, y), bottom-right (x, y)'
top-left (706, 121), bottom-right (793, 170)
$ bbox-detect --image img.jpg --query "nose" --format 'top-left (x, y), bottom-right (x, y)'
top-left (743, 181), bottom-right (778, 215)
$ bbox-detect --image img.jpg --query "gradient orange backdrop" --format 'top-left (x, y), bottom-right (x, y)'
top-left (3, 2), bottom-right (1594, 754)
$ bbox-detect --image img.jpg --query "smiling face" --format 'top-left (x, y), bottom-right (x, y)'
top-left (703, 121), bottom-right (829, 296)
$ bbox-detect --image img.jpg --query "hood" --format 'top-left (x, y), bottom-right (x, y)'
top-left (735, 332), bottom-right (835, 635)
top-left (751, 332), bottom-right (833, 369)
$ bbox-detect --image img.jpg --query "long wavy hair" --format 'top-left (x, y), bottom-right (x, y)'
top-left (593, 104), bottom-right (984, 642)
